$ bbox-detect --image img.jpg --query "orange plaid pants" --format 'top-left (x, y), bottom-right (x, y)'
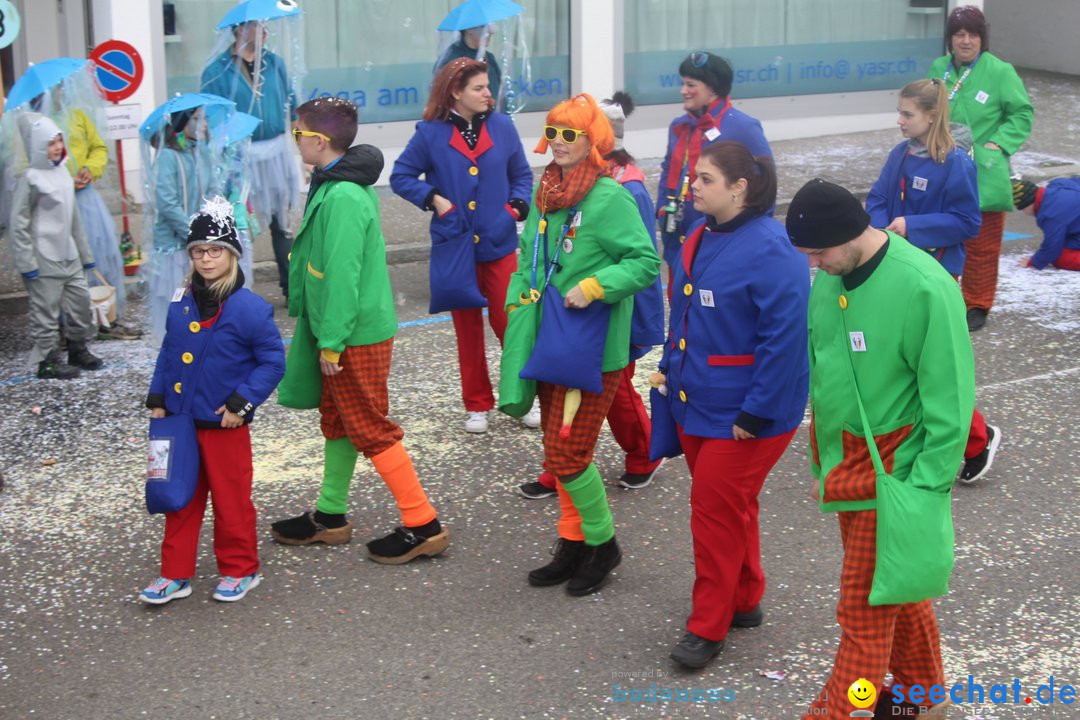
top-left (961, 211), bottom-right (1005, 311)
top-left (537, 372), bottom-right (621, 478)
top-left (803, 510), bottom-right (944, 718)
top-left (319, 338), bottom-right (404, 458)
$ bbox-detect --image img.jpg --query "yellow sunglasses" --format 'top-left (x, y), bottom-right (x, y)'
top-left (292, 128), bottom-right (331, 143)
top-left (544, 125), bottom-right (588, 143)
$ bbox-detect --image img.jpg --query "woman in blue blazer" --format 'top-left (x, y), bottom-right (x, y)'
top-left (656, 141), bottom-right (809, 669)
top-left (391, 58), bottom-right (534, 434)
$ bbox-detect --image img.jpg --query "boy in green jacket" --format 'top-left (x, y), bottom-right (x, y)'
top-left (787, 180), bottom-right (975, 719)
top-left (271, 98), bottom-right (449, 564)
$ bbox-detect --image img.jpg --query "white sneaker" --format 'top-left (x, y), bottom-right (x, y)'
top-left (520, 399), bottom-right (541, 429)
top-left (465, 411), bottom-right (490, 433)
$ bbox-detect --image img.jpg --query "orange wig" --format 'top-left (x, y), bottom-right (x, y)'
top-left (533, 93), bottom-right (614, 171)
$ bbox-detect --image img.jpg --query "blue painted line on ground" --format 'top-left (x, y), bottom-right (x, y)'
top-left (1003, 231), bottom-right (1033, 242)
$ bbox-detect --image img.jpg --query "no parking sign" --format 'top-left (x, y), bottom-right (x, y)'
top-left (0, 0), bottom-right (21, 50)
top-left (89, 39), bottom-right (144, 102)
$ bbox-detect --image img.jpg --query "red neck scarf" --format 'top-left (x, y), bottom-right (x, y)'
top-left (535, 160), bottom-right (610, 215)
top-left (664, 96), bottom-right (732, 190)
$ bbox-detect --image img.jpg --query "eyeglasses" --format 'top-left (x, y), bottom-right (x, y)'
top-left (544, 126), bottom-right (587, 143)
top-left (189, 246), bottom-right (226, 259)
top-left (688, 51), bottom-right (711, 67)
top-left (292, 128), bottom-right (331, 143)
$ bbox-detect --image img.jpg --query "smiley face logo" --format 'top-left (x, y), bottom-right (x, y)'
top-left (847, 678), bottom-right (876, 709)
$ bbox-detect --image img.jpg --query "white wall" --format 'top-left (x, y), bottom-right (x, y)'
top-left (984, 0), bottom-right (1080, 75)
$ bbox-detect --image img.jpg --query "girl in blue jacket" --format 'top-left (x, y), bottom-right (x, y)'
top-left (391, 58), bottom-right (535, 434)
top-left (866, 78), bottom-right (981, 277)
top-left (139, 197), bottom-right (286, 605)
top-left (656, 52), bottom-right (772, 289)
top-left (867, 79), bottom-right (1000, 485)
top-left (655, 141), bottom-right (809, 669)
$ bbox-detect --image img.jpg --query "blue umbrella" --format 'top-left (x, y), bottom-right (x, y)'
top-left (139, 93), bottom-right (236, 141)
top-left (220, 112), bottom-right (262, 146)
top-left (216, 0), bottom-right (303, 30)
top-left (4, 58), bottom-right (88, 111)
top-left (437, 0), bottom-right (523, 31)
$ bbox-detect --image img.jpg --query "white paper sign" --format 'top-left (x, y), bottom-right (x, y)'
top-left (104, 103), bottom-right (142, 140)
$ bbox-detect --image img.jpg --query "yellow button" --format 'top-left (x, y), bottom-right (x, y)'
top-left (678, 338), bottom-right (686, 351)
top-left (468, 200), bottom-right (476, 210)
top-left (678, 390), bottom-right (687, 402)
top-left (469, 166), bottom-right (478, 176)
top-left (679, 235), bottom-right (686, 244)
top-left (174, 382), bottom-right (182, 394)
top-left (474, 235), bottom-right (480, 244)
top-left (288, 252), bottom-right (292, 261)
top-left (181, 352), bottom-right (194, 364)
top-left (839, 294), bottom-right (848, 310)
top-left (683, 283), bottom-right (693, 296)
top-left (189, 321), bottom-right (201, 333)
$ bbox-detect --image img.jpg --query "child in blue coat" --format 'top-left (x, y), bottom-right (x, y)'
top-left (867, 79), bottom-right (1001, 485)
top-left (1013, 177), bottom-right (1080, 271)
top-left (139, 197), bottom-right (285, 605)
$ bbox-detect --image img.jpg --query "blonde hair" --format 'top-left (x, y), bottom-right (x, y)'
top-left (899, 79), bottom-right (955, 164)
top-left (188, 252), bottom-right (240, 301)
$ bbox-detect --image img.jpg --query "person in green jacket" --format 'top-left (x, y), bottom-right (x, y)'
top-left (787, 180), bottom-right (975, 719)
top-left (270, 98), bottom-right (449, 565)
top-left (928, 5), bottom-right (1033, 331)
top-left (500, 93), bottom-right (660, 596)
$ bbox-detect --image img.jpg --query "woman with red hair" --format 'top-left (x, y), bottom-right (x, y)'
top-left (499, 93), bottom-right (660, 596)
top-left (391, 58), bottom-right (535, 433)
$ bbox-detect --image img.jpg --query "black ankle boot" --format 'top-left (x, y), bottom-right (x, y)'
top-left (38, 350), bottom-right (81, 380)
top-left (67, 342), bottom-right (103, 370)
top-left (566, 537), bottom-right (621, 596)
top-left (528, 538), bottom-right (584, 586)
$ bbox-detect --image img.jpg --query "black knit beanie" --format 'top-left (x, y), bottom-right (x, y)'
top-left (1012, 179), bottom-right (1038, 210)
top-left (786, 179), bottom-right (870, 249)
top-left (187, 196), bottom-right (242, 257)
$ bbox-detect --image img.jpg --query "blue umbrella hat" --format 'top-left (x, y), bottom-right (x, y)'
top-left (437, 0), bottom-right (523, 31)
top-left (216, 0), bottom-right (303, 29)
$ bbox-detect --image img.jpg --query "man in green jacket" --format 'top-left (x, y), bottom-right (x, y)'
top-left (787, 180), bottom-right (975, 719)
top-left (271, 97), bottom-right (449, 565)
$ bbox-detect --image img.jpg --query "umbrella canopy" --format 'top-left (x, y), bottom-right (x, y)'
top-left (217, 0), bottom-right (303, 30)
top-left (5, 58), bottom-right (89, 111)
top-left (437, 0), bottom-right (523, 31)
top-left (220, 111), bottom-right (262, 147)
top-left (139, 93), bottom-right (236, 141)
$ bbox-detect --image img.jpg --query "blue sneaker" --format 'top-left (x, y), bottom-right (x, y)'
top-left (212, 572), bottom-right (261, 602)
top-left (138, 577), bottom-right (192, 605)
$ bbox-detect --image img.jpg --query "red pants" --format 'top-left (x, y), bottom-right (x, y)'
top-left (452, 252), bottom-right (516, 411)
top-left (678, 426), bottom-right (797, 642)
top-left (536, 362), bottom-right (660, 488)
top-left (161, 425), bottom-right (258, 579)
top-left (803, 511), bottom-right (944, 719)
top-left (961, 211), bottom-right (1005, 311)
top-left (1053, 247), bottom-right (1080, 270)
top-left (965, 408), bottom-right (988, 460)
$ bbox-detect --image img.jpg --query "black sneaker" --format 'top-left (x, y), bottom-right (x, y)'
top-left (730, 605), bottom-right (763, 628)
top-left (566, 537), bottom-right (621, 596)
top-left (528, 538), bottom-right (584, 586)
top-left (967, 307), bottom-right (988, 332)
top-left (67, 343), bottom-right (103, 370)
top-left (366, 519), bottom-right (450, 565)
top-left (670, 631), bottom-right (724, 669)
top-left (617, 457), bottom-right (666, 489)
top-left (37, 350), bottom-right (81, 380)
top-left (270, 511), bottom-right (354, 545)
top-left (959, 425), bottom-right (1001, 484)
top-left (518, 481), bottom-right (557, 499)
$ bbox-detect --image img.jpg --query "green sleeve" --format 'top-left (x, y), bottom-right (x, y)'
top-left (900, 278), bottom-right (976, 493)
top-left (591, 186), bottom-right (661, 303)
top-left (807, 286), bottom-right (821, 480)
top-left (316, 190), bottom-right (368, 353)
top-left (988, 62), bottom-right (1033, 155)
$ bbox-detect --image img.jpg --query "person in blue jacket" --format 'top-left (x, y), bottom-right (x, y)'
top-left (518, 91), bottom-right (666, 499)
top-left (867, 78), bottom-right (1001, 486)
top-left (653, 141), bottom-right (809, 669)
top-left (657, 52), bottom-right (773, 290)
top-left (139, 196), bottom-right (286, 605)
top-left (391, 58), bottom-right (535, 434)
top-left (1013, 177), bottom-right (1080, 271)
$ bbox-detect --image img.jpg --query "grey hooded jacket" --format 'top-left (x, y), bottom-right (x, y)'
top-left (9, 113), bottom-right (93, 277)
